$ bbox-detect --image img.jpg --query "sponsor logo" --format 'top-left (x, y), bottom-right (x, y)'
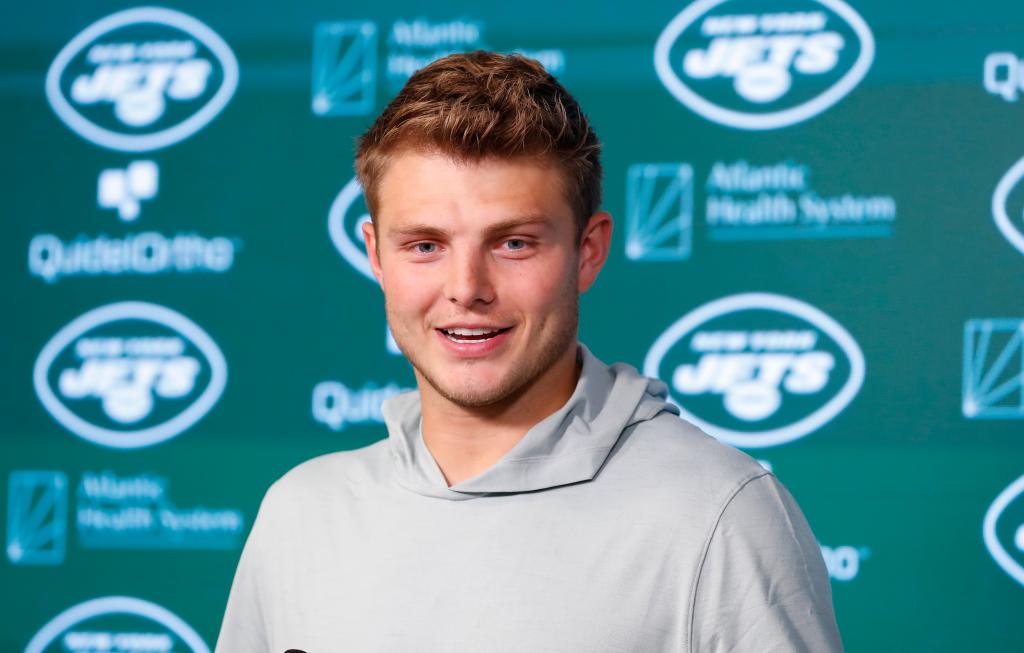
top-left (34, 302), bottom-right (227, 449)
top-left (983, 474), bottom-right (1024, 586)
top-left (623, 159), bottom-right (896, 256)
top-left (625, 163), bottom-right (694, 261)
top-left (97, 160), bottom-right (158, 221)
top-left (984, 52), bottom-right (1024, 103)
top-left (6, 471), bottom-right (68, 565)
top-left (654, 0), bottom-right (874, 129)
top-left (328, 176), bottom-right (375, 281)
top-left (25, 596), bottom-right (210, 653)
top-left (963, 319), bottom-right (1024, 419)
top-left (76, 470), bottom-right (242, 549)
top-left (28, 232), bottom-right (237, 283)
top-left (312, 21), bottom-right (378, 116)
top-left (312, 18), bottom-right (564, 115)
top-left (327, 178), bottom-right (405, 356)
top-left (313, 381), bottom-right (412, 432)
top-left (992, 157), bottom-right (1024, 256)
top-left (386, 18), bottom-right (486, 88)
top-left (46, 7), bottom-right (238, 152)
top-left (706, 159), bottom-right (896, 240)
top-left (644, 293), bottom-right (864, 448)
top-left (820, 544), bottom-right (868, 581)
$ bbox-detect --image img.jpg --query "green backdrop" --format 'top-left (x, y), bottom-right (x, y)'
top-left (3, 0), bottom-right (1022, 650)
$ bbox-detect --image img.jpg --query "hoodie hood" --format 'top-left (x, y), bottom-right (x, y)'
top-left (382, 344), bottom-right (680, 500)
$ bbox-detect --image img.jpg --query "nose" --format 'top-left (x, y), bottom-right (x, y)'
top-left (444, 248), bottom-right (495, 307)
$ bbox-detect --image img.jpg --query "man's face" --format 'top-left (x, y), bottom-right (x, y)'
top-left (363, 150), bottom-right (607, 409)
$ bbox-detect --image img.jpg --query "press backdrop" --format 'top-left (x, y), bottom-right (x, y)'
top-left (3, 0), bottom-right (1023, 650)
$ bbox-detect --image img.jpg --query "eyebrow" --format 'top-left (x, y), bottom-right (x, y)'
top-left (386, 214), bottom-right (552, 240)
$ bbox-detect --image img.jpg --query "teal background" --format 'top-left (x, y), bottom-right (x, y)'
top-left (3, 1), bottom-right (1023, 650)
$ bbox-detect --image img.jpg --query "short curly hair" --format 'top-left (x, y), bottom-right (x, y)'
top-left (355, 50), bottom-right (602, 240)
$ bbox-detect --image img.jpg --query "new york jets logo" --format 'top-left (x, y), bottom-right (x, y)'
top-left (34, 302), bottom-right (227, 449)
top-left (654, 0), bottom-right (874, 130)
top-left (25, 596), bottom-right (210, 653)
top-left (984, 474), bottom-right (1024, 586)
top-left (46, 7), bottom-right (238, 151)
top-left (328, 176), bottom-right (375, 280)
top-left (992, 156), bottom-right (1024, 256)
top-left (644, 293), bottom-right (864, 447)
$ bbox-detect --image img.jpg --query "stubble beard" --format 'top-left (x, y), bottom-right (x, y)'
top-left (386, 289), bottom-right (580, 410)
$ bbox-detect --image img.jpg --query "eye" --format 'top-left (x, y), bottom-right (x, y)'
top-left (414, 242), bottom-right (437, 255)
top-left (504, 238), bottom-right (527, 251)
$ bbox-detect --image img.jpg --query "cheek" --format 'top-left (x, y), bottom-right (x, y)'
top-left (383, 266), bottom-right (438, 314)
top-left (506, 256), bottom-right (576, 312)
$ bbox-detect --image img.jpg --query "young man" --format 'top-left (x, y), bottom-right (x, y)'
top-left (216, 51), bottom-right (842, 652)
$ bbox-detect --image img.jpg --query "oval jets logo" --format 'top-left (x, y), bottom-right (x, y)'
top-left (654, 0), bottom-right (874, 130)
top-left (33, 302), bottom-right (227, 449)
top-left (983, 474), bottom-right (1024, 586)
top-left (25, 596), bottom-right (210, 653)
top-left (328, 176), bottom-right (375, 281)
top-left (992, 156), bottom-right (1024, 256)
top-left (644, 293), bottom-right (864, 447)
top-left (46, 7), bottom-right (238, 152)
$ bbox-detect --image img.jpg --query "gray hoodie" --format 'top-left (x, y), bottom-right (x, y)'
top-left (215, 345), bottom-right (842, 652)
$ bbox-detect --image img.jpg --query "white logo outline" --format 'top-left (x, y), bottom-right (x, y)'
top-left (327, 176), bottom-right (375, 281)
top-left (992, 155), bottom-right (1024, 256)
top-left (643, 292), bottom-right (865, 447)
top-left (25, 595), bottom-right (210, 653)
top-left (983, 473), bottom-right (1024, 586)
top-left (653, 0), bottom-right (875, 130)
top-left (33, 301), bottom-right (227, 449)
top-left (45, 7), bottom-right (239, 152)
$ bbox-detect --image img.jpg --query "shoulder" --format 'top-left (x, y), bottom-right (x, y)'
top-left (258, 438), bottom-right (391, 515)
top-left (607, 411), bottom-right (770, 505)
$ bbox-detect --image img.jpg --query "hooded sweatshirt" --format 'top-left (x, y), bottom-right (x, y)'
top-left (215, 345), bottom-right (842, 653)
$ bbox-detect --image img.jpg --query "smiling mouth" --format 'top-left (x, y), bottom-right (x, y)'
top-left (438, 327), bottom-right (512, 344)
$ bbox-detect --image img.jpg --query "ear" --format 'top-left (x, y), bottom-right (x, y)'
top-left (361, 218), bottom-right (384, 285)
top-left (577, 211), bottom-right (613, 293)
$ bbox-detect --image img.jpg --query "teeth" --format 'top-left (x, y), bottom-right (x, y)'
top-left (446, 327), bottom-right (499, 336)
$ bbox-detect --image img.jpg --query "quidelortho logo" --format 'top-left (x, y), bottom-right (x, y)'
top-left (28, 231), bottom-right (236, 283)
top-left (654, 0), bottom-right (874, 130)
top-left (25, 596), bottom-right (209, 653)
top-left (984, 52), bottom-right (1024, 103)
top-left (992, 157), bottom-right (1024, 256)
top-left (644, 293), bottom-right (864, 448)
top-left (34, 302), bottom-right (227, 449)
top-left (963, 319), bottom-right (1024, 419)
top-left (984, 474), bottom-right (1024, 586)
top-left (6, 471), bottom-right (68, 565)
top-left (46, 7), bottom-right (238, 152)
top-left (313, 381), bottom-right (412, 431)
top-left (97, 160), bottom-right (159, 221)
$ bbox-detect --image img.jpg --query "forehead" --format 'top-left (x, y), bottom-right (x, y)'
top-left (374, 149), bottom-right (573, 227)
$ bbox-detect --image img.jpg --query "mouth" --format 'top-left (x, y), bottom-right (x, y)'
top-left (437, 326), bottom-right (513, 344)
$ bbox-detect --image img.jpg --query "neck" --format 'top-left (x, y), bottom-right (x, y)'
top-left (418, 345), bottom-right (580, 487)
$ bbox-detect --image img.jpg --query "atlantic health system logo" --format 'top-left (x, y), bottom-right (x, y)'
top-left (644, 293), bottom-right (864, 448)
top-left (34, 302), bottom-right (227, 449)
top-left (46, 7), bottom-right (238, 151)
top-left (654, 0), bottom-right (874, 129)
top-left (963, 319), bottom-right (1024, 419)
